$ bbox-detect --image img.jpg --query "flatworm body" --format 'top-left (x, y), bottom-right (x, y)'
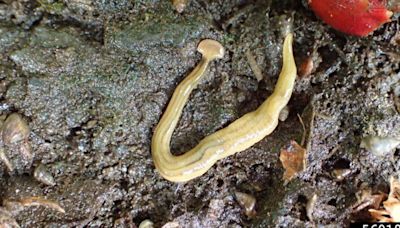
top-left (151, 34), bottom-right (297, 182)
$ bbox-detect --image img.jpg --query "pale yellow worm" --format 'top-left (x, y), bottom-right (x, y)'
top-left (152, 33), bottom-right (297, 182)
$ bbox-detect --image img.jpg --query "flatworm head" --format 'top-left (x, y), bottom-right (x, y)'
top-left (197, 39), bottom-right (225, 60)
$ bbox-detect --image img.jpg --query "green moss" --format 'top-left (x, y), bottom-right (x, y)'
top-left (106, 11), bottom-right (207, 53)
top-left (0, 23), bottom-right (26, 53)
top-left (221, 33), bottom-right (238, 45)
top-left (37, 0), bottom-right (65, 14)
top-left (30, 27), bottom-right (82, 49)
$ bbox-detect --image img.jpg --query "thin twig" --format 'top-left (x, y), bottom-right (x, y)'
top-left (297, 114), bottom-right (306, 147)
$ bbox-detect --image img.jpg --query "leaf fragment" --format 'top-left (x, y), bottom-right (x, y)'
top-left (279, 140), bottom-right (306, 181)
top-left (369, 177), bottom-right (400, 222)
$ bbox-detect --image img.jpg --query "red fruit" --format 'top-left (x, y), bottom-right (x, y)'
top-left (309, 0), bottom-right (393, 36)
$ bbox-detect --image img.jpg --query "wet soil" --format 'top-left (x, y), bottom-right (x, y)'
top-left (0, 0), bottom-right (399, 227)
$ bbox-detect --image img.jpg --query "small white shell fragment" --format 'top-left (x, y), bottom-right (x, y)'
top-left (332, 169), bottom-right (351, 181)
top-left (139, 219), bottom-right (154, 228)
top-left (360, 136), bottom-right (400, 157)
top-left (306, 194), bottom-right (317, 222)
top-left (34, 164), bottom-right (56, 186)
top-left (162, 222), bottom-right (180, 228)
top-left (234, 191), bottom-right (256, 217)
top-left (278, 106), bottom-right (290, 121)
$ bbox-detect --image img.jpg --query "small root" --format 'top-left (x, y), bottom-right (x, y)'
top-left (4, 197), bottom-right (65, 214)
top-left (297, 114), bottom-right (306, 147)
top-left (245, 50), bottom-right (263, 82)
top-left (315, 112), bottom-right (333, 120)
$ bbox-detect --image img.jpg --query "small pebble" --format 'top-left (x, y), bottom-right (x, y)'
top-left (234, 191), bottom-right (256, 218)
top-left (172, 0), bottom-right (186, 13)
top-left (162, 222), bottom-right (180, 228)
top-left (139, 219), bottom-right (154, 228)
top-left (306, 194), bottom-right (317, 222)
top-left (278, 106), bottom-right (289, 121)
top-left (34, 164), bottom-right (56, 186)
top-left (0, 208), bottom-right (19, 227)
top-left (332, 168), bottom-right (351, 181)
top-left (360, 136), bottom-right (400, 157)
top-left (2, 113), bottom-right (30, 145)
top-left (84, 120), bottom-right (97, 129)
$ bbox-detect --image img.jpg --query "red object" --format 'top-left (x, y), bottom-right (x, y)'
top-left (309, 0), bottom-right (393, 36)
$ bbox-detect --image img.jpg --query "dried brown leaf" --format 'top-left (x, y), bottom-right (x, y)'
top-left (352, 189), bottom-right (386, 213)
top-left (369, 177), bottom-right (400, 222)
top-left (279, 140), bottom-right (306, 181)
top-left (298, 56), bottom-right (314, 78)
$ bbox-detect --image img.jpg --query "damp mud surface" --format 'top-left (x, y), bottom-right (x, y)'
top-left (0, 0), bottom-right (399, 227)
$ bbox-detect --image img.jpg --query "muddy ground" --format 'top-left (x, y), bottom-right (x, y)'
top-left (0, 0), bottom-right (399, 227)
